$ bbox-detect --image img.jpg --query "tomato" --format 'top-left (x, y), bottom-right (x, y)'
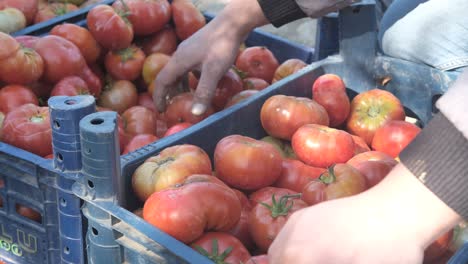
top-left (112, 0), bottom-right (171, 36)
top-left (105, 45), bottom-right (146, 81)
top-left (191, 232), bottom-right (251, 264)
top-left (246, 255), bottom-right (269, 264)
top-left (260, 95), bottom-right (329, 140)
top-left (133, 208), bottom-right (143, 218)
top-left (210, 68), bottom-right (244, 111)
top-left (98, 78), bottom-right (138, 113)
top-left (214, 135), bottom-right (283, 191)
top-left (0, 111), bottom-right (4, 140)
top-left (1, 0), bottom-right (38, 25)
top-left (371, 120), bottom-right (421, 158)
top-left (164, 92), bottom-right (215, 127)
top-left (0, 32), bottom-right (44, 85)
top-left (50, 23), bottom-right (102, 65)
top-left (235, 46), bottom-right (279, 83)
top-left (121, 106), bottom-right (158, 141)
top-left (292, 124), bottom-right (355, 168)
top-left (260, 136), bottom-right (296, 159)
top-left (424, 230), bottom-right (454, 263)
top-left (249, 193), bottom-right (307, 252)
top-left (272, 58), bottom-right (307, 83)
top-left (347, 151), bottom-right (396, 166)
top-left (44, 153), bottom-right (54, 159)
top-left (0, 8), bottom-right (26, 34)
top-left (228, 189), bottom-right (255, 251)
top-left (0, 85), bottom-right (38, 114)
top-left (122, 134), bottom-right (159, 155)
top-left (243, 77), bottom-right (270, 91)
top-left (171, 0), bottom-right (206, 40)
top-left (349, 159), bottom-right (397, 188)
top-left (302, 164), bottom-right (366, 205)
top-left (14, 35), bottom-right (39, 49)
top-left (50, 76), bottom-right (90, 97)
top-left (346, 89), bottom-right (406, 145)
top-left (248, 187), bottom-right (298, 208)
top-left (143, 174), bottom-right (241, 244)
top-left (351, 134), bottom-right (370, 155)
top-left (87, 4), bottom-right (133, 51)
top-left (16, 204), bottom-right (41, 222)
top-left (312, 74), bottom-right (350, 128)
top-left (132, 144), bottom-right (212, 201)
top-left (2, 104), bottom-right (51, 157)
top-left (224, 90), bottom-right (259, 109)
top-left (163, 122), bottom-right (192, 137)
top-left (274, 159), bottom-right (325, 192)
top-left (142, 52), bottom-right (170, 87)
top-left (34, 3), bottom-right (79, 24)
top-left (188, 71), bottom-right (199, 90)
top-left (137, 92), bottom-right (156, 112)
top-left (140, 25), bottom-right (178, 56)
top-left (29, 81), bottom-right (52, 101)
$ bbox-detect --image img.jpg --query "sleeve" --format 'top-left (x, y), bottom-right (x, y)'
top-left (400, 69), bottom-right (468, 220)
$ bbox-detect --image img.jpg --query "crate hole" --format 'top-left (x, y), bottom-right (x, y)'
top-left (91, 227), bottom-right (99, 236)
top-left (0, 196), bottom-right (3, 208)
top-left (86, 148), bottom-right (91, 154)
top-left (0, 178), bottom-right (4, 189)
top-left (65, 99), bottom-right (77, 105)
top-left (352, 6), bottom-right (361, 13)
top-left (87, 180), bottom-right (95, 189)
top-left (53, 120), bottom-right (60, 129)
top-left (90, 118), bottom-right (104, 125)
top-left (432, 94), bottom-right (442, 114)
top-left (56, 153), bottom-right (63, 162)
top-left (16, 204), bottom-right (42, 224)
top-left (60, 198), bottom-right (67, 207)
top-left (63, 246), bottom-right (70, 255)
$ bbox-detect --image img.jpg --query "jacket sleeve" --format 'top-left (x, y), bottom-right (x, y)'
top-left (400, 69), bottom-right (468, 220)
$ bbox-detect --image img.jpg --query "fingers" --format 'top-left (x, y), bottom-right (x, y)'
top-left (191, 60), bottom-right (227, 115)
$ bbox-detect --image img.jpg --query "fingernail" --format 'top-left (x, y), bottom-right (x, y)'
top-left (192, 103), bottom-right (206, 116)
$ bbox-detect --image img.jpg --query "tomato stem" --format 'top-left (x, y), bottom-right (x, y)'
top-left (260, 193), bottom-right (302, 218)
top-left (117, 46), bottom-right (135, 62)
top-left (194, 239), bottom-right (233, 264)
top-left (319, 164), bottom-right (337, 185)
top-left (117, 0), bottom-right (132, 21)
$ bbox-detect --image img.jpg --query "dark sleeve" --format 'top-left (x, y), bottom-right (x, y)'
top-left (400, 112), bottom-right (468, 219)
top-left (257, 0), bottom-right (307, 27)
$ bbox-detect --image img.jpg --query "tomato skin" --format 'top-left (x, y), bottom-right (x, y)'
top-left (0, 111), bottom-right (5, 140)
top-left (225, 89), bottom-right (259, 109)
top-left (191, 232), bottom-right (251, 264)
top-left (34, 3), bottom-right (79, 24)
top-left (371, 120), bottom-right (421, 158)
top-left (98, 79), bottom-right (138, 113)
top-left (163, 122), bottom-right (192, 137)
top-left (105, 45), bottom-right (146, 81)
top-left (172, 0), bottom-right (206, 40)
top-left (346, 89), bottom-right (406, 145)
top-left (228, 189), bottom-right (256, 251)
top-left (423, 230), bottom-right (453, 263)
top-left (140, 25), bottom-right (178, 56)
top-left (0, 32), bottom-right (19, 60)
top-left (2, 104), bottom-right (51, 157)
top-left (87, 5), bottom-right (134, 51)
top-left (164, 92), bottom-right (215, 127)
top-left (272, 58), bottom-right (307, 83)
top-left (351, 134), bottom-right (371, 155)
top-left (14, 35), bottom-right (39, 49)
top-left (260, 95), bottom-right (329, 140)
top-left (137, 92), bottom-right (157, 112)
top-left (122, 134), bottom-right (159, 155)
top-left (214, 135), bottom-right (283, 191)
top-left (243, 77), bottom-right (269, 91)
top-left (346, 150), bottom-right (396, 167)
top-left (246, 255), bottom-right (269, 264)
top-left (350, 159), bottom-right (397, 188)
top-left (142, 52), bottom-right (170, 87)
top-left (235, 46), bottom-right (279, 83)
top-left (248, 186), bottom-right (297, 208)
top-left (121, 106), bottom-right (158, 141)
top-left (143, 175), bottom-right (242, 244)
top-left (274, 158), bottom-right (326, 193)
top-left (0, 8), bottom-right (26, 34)
top-left (209, 68), bottom-right (244, 111)
top-left (50, 76), bottom-right (90, 97)
top-left (302, 164), bottom-right (367, 205)
top-left (132, 144), bottom-right (212, 201)
top-left (0, 85), bottom-right (38, 114)
top-left (1, 0), bottom-right (38, 25)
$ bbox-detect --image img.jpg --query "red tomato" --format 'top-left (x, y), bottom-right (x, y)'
top-left (188, 71), bottom-right (199, 90)
top-left (371, 120), bottom-right (421, 158)
top-left (248, 186), bottom-right (298, 208)
top-left (210, 68), bottom-right (244, 111)
top-left (274, 159), bottom-right (326, 193)
top-left (16, 204), bottom-right (41, 222)
top-left (249, 193), bottom-right (307, 252)
top-left (121, 106), bottom-right (158, 141)
top-left (1, 0), bottom-right (38, 25)
top-left (292, 124), bottom-right (355, 168)
top-left (235, 46), bottom-right (279, 83)
top-left (224, 90), bottom-right (259, 109)
top-left (50, 76), bottom-right (90, 97)
top-left (346, 150), bottom-right (396, 168)
top-left (312, 74), bottom-right (350, 128)
top-left (164, 92), bottom-right (215, 127)
top-left (351, 134), bottom-right (371, 155)
top-left (191, 232), bottom-right (251, 264)
top-left (260, 135), bottom-right (296, 159)
top-left (0, 85), bottom-right (38, 113)
top-left (132, 144), bottom-right (212, 201)
top-left (122, 134), bottom-right (159, 155)
top-left (105, 45), bottom-right (146, 81)
top-left (2, 104), bottom-right (51, 157)
top-left (98, 79), bottom-right (138, 113)
top-left (246, 255), bottom-right (269, 264)
top-left (142, 52), bottom-right (170, 87)
top-left (87, 5), bottom-right (134, 51)
top-left (163, 122), bottom-right (192, 137)
top-left (34, 3), bottom-right (79, 24)
top-left (140, 25), bottom-right (178, 56)
top-left (137, 92), bottom-right (156, 112)
top-left (214, 135), bottom-right (283, 191)
top-left (44, 153), bottom-right (54, 159)
top-left (424, 230), bottom-right (454, 263)
top-left (14, 35), bottom-right (39, 49)
top-left (228, 189), bottom-right (256, 251)
top-left (29, 81), bottom-right (53, 100)
top-left (350, 159), bottom-right (397, 188)
top-left (272, 58), bottom-right (307, 83)
top-left (302, 164), bottom-right (367, 205)
top-left (346, 89), bottom-right (406, 145)
top-left (0, 32), bottom-right (44, 85)
top-left (243, 77), bottom-right (270, 91)
top-left (171, 0), bottom-right (206, 40)
top-left (143, 174), bottom-right (242, 244)
top-left (112, 0), bottom-right (171, 36)
top-left (0, 111), bottom-right (4, 140)
top-left (50, 23), bottom-right (102, 65)
top-left (260, 95), bottom-right (329, 140)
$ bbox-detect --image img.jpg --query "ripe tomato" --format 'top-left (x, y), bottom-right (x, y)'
top-left (312, 74), bottom-right (350, 128)
top-left (424, 230), bottom-right (454, 263)
top-left (191, 232), bottom-right (251, 264)
top-left (274, 159), bottom-right (325, 192)
top-left (140, 25), bottom-right (178, 56)
top-left (243, 77), bottom-right (270, 90)
top-left (16, 204), bottom-right (41, 222)
top-left (164, 92), bottom-right (214, 127)
top-left (172, 0), bottom-right (206, 40)
top-left (14, 35), bottom-right (39, 49)
top-left (214, 135), bottom-right (283, 191)
top-left (235, 46), bottom-right (279, 83)
top-left (228, 189), bottom-right (255, 251)
top-left (122, 134), bottom-right (159, 155)
top-left (121, 106), bottom-right (158, 141)
top-left (163, 122), bottom-right (192, 137)
top-left (349, 159), bottom-right (397, 188)
top-left (34, 3), bottom-right (79, 24)
top-left (0, 111), bottom-right (4, 140)
top-left (143, 174), bottom-right (241, 244)
top-left (246, 255), bottom-right (269, 264)
top-left (105, 45), bottom-right (146, 81)
top-left (371, 120), bottom-right (421, 158)
top-left (50, 23), bottom-right (102, 65)
top-left (260, 136), bottom-right (296, 159)
top-left (224, 90), bottom-right (259, 109)
top-left (260, 95), bottom-right (329, 140)
top-left (98, 78), bottom-right (138, 113)
top-left (351, 134), bottom-right (371, 155)
top-left (249, 193), bottom-right (307, 252)
top-left (210, 68), bottom-right (244, 111)
top-left (346, 150), bottom-right (396, 167)
top-left (132, 144), bottom-right (212, 201)
top-left (87, 4), bottom-right (134, 51)
top-left (142, 52), bottom-right (171, 87)
top-left (0, 85), bottom-right (38, 114)
top-left (302, 164), bottom-right (367, 205)
top-left (248, 186), bottom-right (298, 208)
top-left (0, 32), bottom-right (44, 85)
top-left (137, 92), bottom-right (157, 112)
top-left (50, 76), bottom-right (90, 97)
top-left (2, 104), bottom-right (51, 157)
top-left (1, 0), bottom-right (38, 25)
top-left (272, 58), bottom-right (307, 83)
top-left (346, 89), bottom-right (406, 145)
